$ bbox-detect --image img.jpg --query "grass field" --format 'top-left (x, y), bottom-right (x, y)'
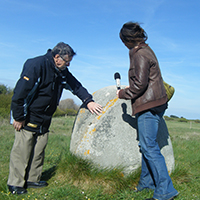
top-left (0, 116), bottom-right (199, 200)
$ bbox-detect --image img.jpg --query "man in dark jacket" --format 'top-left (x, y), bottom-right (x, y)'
top-left (7, 42), bottom-right (102, 195)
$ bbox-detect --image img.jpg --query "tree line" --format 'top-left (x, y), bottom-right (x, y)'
top-left (1, 84), bottom-right (199, 122)
top-left (0, 84), bottom-right (13, 118)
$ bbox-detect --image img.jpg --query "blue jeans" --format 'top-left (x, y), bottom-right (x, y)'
top-left (136, 111), bottom-right (178, 200)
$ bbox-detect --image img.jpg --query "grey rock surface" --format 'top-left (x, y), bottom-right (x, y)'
top-left (70, 85), bottom-right (175, 175)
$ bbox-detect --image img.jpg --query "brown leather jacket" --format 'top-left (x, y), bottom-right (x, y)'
top-left (118, 43), bottom-right (168, 115)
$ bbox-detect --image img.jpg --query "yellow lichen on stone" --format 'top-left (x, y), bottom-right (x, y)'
top-left (79, 108), bottom-right (85, 114)
top-left (84, 150), bottom-right (90, 155)
top-left (92, 128), bottom-right (96, 133)
top-left (97, 97), bottom-right (118, 120)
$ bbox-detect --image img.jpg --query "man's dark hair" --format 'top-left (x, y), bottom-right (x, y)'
top-left (52, 42), bottom-right (76, 58)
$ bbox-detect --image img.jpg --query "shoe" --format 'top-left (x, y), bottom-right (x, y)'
top-left (132, 187), bottom-right (139, 192)
top-left (27, 181), bottom-right (48, 188)
top-left (145, 192), bottom-right (178, 200)
top-left (145, 198), bottom-right (158, 200)
top-left (8, 185), bottom-right (27, 195)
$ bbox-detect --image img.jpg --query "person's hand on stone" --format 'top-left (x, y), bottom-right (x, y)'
top-left (87, 102), bottom-right (102, 115)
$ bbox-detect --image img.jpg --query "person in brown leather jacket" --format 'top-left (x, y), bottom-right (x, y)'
top-left (117, 22), bottom-right (178, 200)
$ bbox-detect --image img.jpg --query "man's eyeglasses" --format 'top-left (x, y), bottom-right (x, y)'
top-left (60, 55), bottom-right (70, 65)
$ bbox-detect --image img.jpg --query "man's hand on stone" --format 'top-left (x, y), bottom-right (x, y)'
top-left (87, 102), bottom-right (103, 115)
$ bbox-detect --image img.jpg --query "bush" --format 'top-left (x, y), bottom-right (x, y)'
top-left (178, 117), bottom-right (188, 123)
top-left (65, 108), bottom-right (77, 116)
top-left (0, 84), bottom-right (13, 118)
top-left (170, 115), bottom-right (179, 118)
top-left (53, 107), bottom-right (66, 117)
top-left (53, 98), bottom-right (79, 117)
top-left (164, 116), bottom-right (174, 121)
top-left (53, 107), bottom-right (78, 117)
top-left (0, 93), bottom-right (12, 118)
top-left (194, 119), bottom-right (200, 123)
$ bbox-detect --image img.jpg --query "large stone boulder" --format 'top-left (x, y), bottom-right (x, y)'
top-left (70, 86), bottom-right (175, 175)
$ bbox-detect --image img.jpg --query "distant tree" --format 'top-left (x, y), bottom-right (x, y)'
top-left (52, 98), bottom-right (80, 117)
top-left (0, 84), bottom-right (7, 94)
top-left (0, 84), bottom-right (12, 95)
top-left (53, 107), bottom-right (66, 117)
top-left (170, 115), bottom-right (179, 118)
top-left (164, 116), bottom-right (174, 121)
top-left (178, 117), bottom-right (188, 123)
top-left (0, 84), bottom-right (13, 118)
top-left (194, 119), bottom-right (200, 123)
top-left (65, 108), bottom-right (77, 116)
top-left (59, 98), bottom-right (80, 111)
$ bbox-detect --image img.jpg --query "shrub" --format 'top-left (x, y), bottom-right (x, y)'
top-left (0, 93), bottom-right (12, 118)
top-left (178, 117), bottom-right (188, 123)
top-left (53, 107), bottom-right (66, 117)
top-left (170, 115), bottom-right (179, 118)
top-left (65, 108), bottom-right (77, 116)
top-left (53, 107), bottom-right (78, 117)
top-left (164, 116), bottom-right (174, 121)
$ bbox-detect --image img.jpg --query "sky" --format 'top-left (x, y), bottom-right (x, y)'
top-left (0, 0), bottom-right (200, 119)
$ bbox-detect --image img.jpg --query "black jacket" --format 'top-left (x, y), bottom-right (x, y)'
top-left (11, 50), bottom-right (93, 133)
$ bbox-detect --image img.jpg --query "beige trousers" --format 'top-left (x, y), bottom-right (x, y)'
top-left (7, 129), bottom-right (48, 187)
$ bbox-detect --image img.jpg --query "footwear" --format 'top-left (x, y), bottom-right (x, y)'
top-left (27, 181), bottom-right (48, 188)
top-left (145, 198), bottom-right (158, 200)
top-left (132, 187), bottom-right (139, 192)
top-left (8, 185), bottom-right (27, 195)
top-left (145, 192), bottom-right (178, 200)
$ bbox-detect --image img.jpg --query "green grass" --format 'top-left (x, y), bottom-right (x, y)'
top-left (0, 116), bottom-right (200, 199)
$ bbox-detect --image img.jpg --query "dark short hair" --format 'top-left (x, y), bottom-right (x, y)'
top-left (119, 22), bottom-right (148, 44)
top-left (52, 42), bottom-right (76, 58)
